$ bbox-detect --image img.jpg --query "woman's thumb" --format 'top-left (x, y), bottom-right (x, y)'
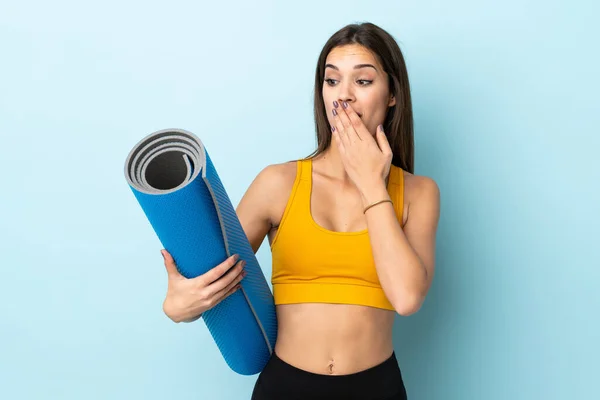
top-left (161, 249), bottom-right (181, 278)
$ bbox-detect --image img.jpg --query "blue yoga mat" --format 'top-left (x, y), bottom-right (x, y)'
top-left (123, 128), bottom-right (277, 375)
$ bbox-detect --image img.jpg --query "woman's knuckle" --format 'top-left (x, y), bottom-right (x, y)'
top-left (198, 289), bottom-right (209, 301)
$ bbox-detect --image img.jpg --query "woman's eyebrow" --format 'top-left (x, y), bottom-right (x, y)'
top-left (325, 63), bottom-right (378, 72)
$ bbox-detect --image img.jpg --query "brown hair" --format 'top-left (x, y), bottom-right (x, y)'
top-left (306, 22), bottom-right (414, 173)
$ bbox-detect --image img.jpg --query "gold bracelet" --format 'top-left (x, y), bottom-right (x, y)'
top-left (363, 199), bottom-right (393, 214)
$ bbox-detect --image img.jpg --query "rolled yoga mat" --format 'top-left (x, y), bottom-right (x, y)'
top-left (123, 128), bottom-right (277, 375)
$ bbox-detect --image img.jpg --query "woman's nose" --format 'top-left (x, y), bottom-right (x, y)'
top-left (336, 83), bottom-right (355, 103)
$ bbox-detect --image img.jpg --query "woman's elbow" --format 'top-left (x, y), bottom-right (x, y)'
top-left (393, 293), bottom-right (424, 316)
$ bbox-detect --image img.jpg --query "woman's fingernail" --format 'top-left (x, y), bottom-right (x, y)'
top-left (160, 250), bottom-right (165, 259)
top-left (332, 109), bottom-right (337, 116)
top-left (342, 101), bottom-right (348, 109)
top-left (333, 100), bottom-right (339, 108)
top-left (331, 126), bottom-right (335, 132)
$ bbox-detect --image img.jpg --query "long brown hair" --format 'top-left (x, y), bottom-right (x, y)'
top-left (306, 22), bottom-right (414, 173)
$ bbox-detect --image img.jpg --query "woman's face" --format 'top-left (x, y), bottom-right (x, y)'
top-left (322, 44), bottom-right (395, 136)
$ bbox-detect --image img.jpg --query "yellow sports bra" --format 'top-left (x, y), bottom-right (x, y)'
top-left (270, 158), bottom-right (405, 311)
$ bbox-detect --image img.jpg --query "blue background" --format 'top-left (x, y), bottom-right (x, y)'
top-left (1, 1), bottom-right (598, 399)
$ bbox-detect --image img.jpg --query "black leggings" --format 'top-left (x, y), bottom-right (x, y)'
top-left (251, 351), bottom-right (408, 400)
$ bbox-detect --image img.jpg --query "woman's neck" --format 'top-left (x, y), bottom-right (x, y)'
top-left (312, 142), bottom-right (351, 184)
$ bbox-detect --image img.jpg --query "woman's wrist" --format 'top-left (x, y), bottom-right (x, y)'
top-left (360, 179), bottom-right (390, 208)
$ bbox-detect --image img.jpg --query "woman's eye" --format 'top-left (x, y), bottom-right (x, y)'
top-left (324, 78), bottom-right (372, 86)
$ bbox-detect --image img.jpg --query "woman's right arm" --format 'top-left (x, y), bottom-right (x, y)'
top-left (161, 163), bottom-right (290, 323)
top-left (235, 163), bottom-right (287, 252)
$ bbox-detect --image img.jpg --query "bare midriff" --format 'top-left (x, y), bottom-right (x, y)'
top-left (273, 302), bottom-right (396, 375)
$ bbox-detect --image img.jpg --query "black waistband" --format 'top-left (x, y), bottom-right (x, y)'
top-left (254, 350), bottom-right (406, 399)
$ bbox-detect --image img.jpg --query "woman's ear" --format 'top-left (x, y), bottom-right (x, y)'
top-left (388, 94), bottom-right (396, 107)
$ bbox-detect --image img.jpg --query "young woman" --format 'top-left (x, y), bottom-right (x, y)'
top-left (161, 22), bottom-right (440, 400)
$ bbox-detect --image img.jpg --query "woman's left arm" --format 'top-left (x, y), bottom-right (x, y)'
top-left (330, 101), bottom-right (441, 316)
top-left (360, 177), bottom-right (440, 316)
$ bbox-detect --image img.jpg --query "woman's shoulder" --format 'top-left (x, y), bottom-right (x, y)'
top-left (401, 170), bottom-right (440, 219)
top-left (402, 170), bottom-right (439, 195)
top-left (243, 160), bottom-right (301, 228)
top-left (253, 160), bottom-right (299, 189)
top-left (245, 160), bottom-right (300, 208)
